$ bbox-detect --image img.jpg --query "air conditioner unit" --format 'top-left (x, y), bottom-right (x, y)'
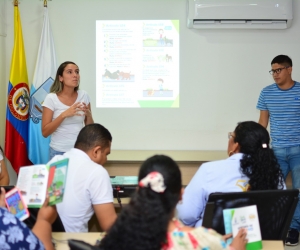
top-left (187, 0), bottom-right (293, 29)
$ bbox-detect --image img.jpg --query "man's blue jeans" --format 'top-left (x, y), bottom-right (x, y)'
top-left (49, 147), bottom-right (64, 161)
top-left (273, 146), bottom-right (300, 231)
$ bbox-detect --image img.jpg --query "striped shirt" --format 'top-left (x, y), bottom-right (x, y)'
top-left (257, 81), bottom-right (300, 148)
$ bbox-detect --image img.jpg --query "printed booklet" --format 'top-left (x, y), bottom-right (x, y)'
top-left (223, 205), bottom-right (262, 250)
top-left (16, 158), bottom-right (69, 208)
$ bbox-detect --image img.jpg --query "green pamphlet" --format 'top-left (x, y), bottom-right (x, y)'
top-left (223, 205), bottom-right (262, 250)
top-left (16, 158), bottom-right (69, 208)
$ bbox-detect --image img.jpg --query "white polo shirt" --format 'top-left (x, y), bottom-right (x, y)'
top-left (49, 148), bottom-right (113, 232)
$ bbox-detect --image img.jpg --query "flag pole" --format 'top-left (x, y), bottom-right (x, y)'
top-left (44, 0), bottom-right (47, 7)
top-left (14, 0), bottom-right (18, 6)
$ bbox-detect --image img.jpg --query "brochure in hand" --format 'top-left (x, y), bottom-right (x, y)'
top-left (223, 205), bottom-right (262, 250)
top-left (16, 158), bottom-right (69, 208)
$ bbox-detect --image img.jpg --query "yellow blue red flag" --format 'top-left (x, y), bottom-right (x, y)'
top-left (5, 5), bottom-right (32, 173)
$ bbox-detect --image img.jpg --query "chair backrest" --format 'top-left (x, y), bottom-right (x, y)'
top-left (202, 189), bottom-right (299, 241)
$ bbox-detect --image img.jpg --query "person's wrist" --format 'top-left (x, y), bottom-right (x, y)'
top-left (0, 202), bottom-right (7, 208)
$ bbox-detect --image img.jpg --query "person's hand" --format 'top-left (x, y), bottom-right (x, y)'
top-left (230, 228), bottom-right (247, 250)
top-left (62, 102), bottom-right (85, 118)
top-left (37, 196), bottom-right (57, 225)
top-left (0, 187), bottom-right (6, 208)
top-left (222, 233), bottom-right (232, 241)
top-left (81, 102), bottom-right (92, 118)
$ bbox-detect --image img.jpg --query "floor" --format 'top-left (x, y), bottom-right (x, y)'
top-left (285, 232), bottom-right (300, 250)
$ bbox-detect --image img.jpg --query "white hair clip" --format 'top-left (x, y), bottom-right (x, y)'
top-left (262, 143), bottom-right (267, 148)
top-left (139, 171), bottom-right (166, 193)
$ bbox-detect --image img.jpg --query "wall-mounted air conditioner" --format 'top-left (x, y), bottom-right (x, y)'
top-left (187, 0), bottom-right (293, 29)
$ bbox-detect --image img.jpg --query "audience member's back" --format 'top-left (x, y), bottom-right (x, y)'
top-left (98, 155), bottom-right (247, 250)
top-left (48, 123), bottom-right (117, 232)
top-left (177, 121), bottom-right (285, 227)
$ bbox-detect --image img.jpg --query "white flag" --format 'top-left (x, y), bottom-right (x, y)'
top-left (29, 7), bottom-right (57, 164)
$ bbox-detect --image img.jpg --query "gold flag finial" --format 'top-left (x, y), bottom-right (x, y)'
top-left (44, 0), bottom-right (47, 7)
top-left (13, 0), bottom-right (19, 6)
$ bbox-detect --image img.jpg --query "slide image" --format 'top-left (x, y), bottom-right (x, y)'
top-left (143, 36), bottom-right (173, 47)
top-left (157, 54), bottom-right (173, 63)
top-left (102, 69), bottom-right (135, 82)
top-left (96, 20), bottom-right (179, 108)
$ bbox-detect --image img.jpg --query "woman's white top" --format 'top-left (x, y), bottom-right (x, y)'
top-left (42, 90), bottom-right (91, 152)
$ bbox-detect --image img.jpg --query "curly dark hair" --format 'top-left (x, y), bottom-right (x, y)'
top-left (234, 121), bottom-right (284, 190)
top-left (98, 155), bottom-right (182, 250)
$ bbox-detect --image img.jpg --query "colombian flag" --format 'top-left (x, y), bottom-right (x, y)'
top-left (5, 4), bottom-right (32, 173)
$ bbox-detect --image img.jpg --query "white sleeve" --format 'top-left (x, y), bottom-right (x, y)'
top-left (87, 168), bottom-right (113, 205)
top-left (42, 94), bottom-right (55, 111)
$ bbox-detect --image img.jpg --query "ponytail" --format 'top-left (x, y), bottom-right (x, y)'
top-left (99, 155), bottom-right (182, 250)
top-left (100, 188), bottom-right (176, 250)
top-left (240, 147), bottom-right (284, 190)
top-left (233, 121), bottom-right (284, 190)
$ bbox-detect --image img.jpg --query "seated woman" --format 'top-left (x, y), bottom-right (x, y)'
top-left (0, 187), bottom-right (56, 250)
top-left (0, 146), bottom-right (9, 185)
top-left (98, 155), bottom-right (247, 250)
top-left (177, 121), bottom-right (285, 228)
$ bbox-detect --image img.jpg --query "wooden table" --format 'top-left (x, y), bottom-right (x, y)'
top-left (52, 232), bottom-right (284, 250)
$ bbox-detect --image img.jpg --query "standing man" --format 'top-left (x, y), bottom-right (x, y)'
top-left (257, 55), bottom-right (300, 246)
top-left (49, 123), bottom-right (117, 232)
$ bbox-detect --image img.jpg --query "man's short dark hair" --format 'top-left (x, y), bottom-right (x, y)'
top-left (74, 123), bottom-right (112, 152)
top-left (271, 55), bottom-right (293, 67)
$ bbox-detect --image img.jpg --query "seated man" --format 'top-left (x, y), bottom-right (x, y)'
top-left (49, 123), bottom-right (117, 232)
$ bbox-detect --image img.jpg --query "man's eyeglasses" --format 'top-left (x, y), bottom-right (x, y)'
top-left (228, 132), bottom-right (235, 139)
top-left (269, 66), bottom-right (290, 75)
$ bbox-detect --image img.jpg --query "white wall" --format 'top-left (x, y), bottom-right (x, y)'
top-left (2, 0), bottom-right (300, 152)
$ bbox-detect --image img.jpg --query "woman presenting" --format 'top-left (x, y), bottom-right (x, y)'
top-left (42, 61), bottom-right (94, 159)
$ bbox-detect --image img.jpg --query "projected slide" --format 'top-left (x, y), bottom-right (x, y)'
top-left (96, 20), bottom-right (179, 108)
